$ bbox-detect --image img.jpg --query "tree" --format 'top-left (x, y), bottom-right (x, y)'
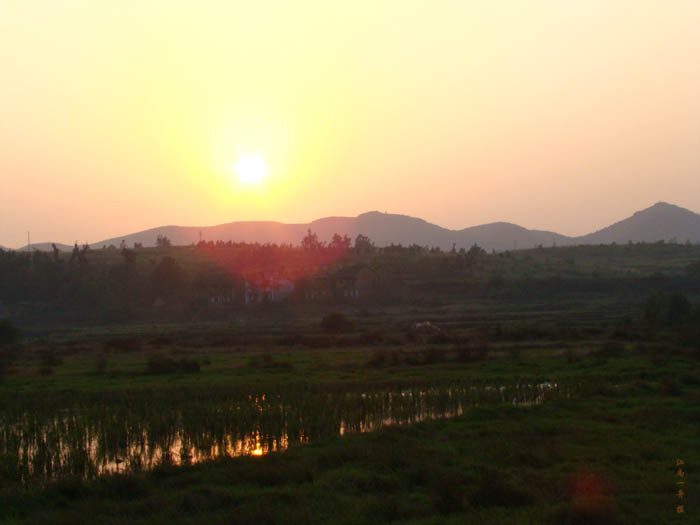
top-left (467, 244), bottom-right (486, 257)
top-left (330, 233), bottom-right (351, 251)
top-left (51, 243), bottom-right (60, 263)
top-left (156, 235), bottom-right (172, 248)
top-left (120, 246), bottom-right (135, 264)
top-left (71, 242), bottom-right (80, 263)
top-left (354, 234), bottom-right (374, 254)
top-left (301, 229), bottom-right (323, 251)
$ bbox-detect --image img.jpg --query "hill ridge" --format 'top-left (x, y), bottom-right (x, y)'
top-left (12, 202), bottom-right (700, 252)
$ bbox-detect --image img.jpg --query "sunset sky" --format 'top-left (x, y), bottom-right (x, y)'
top-left (2, 1), bottom-right (700, 248)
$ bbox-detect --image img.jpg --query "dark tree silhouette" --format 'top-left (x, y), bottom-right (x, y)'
top-left (156, 235), bottom-right (172, 248)
top-left (354, 234), bottom-right (374, 254)
top-left (330, 233), bottom-right (351, 251)
top-left (301, 230), bottom-right (323, 251)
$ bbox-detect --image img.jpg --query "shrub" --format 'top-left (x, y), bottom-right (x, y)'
top-left (320, 312), bottom-right (354, 333)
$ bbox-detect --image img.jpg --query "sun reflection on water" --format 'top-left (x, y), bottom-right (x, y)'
top-left (8, 382), bottom-right (564, 484)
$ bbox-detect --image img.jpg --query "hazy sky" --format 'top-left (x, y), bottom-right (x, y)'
top-left (2, 1), bottom-right (700, 248)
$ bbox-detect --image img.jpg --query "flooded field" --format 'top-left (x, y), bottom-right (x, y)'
top-left (0, 382), bottom-right (567, 485)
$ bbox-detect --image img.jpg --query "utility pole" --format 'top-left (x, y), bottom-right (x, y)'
top-left (27, 231), bottom-right (31, 253)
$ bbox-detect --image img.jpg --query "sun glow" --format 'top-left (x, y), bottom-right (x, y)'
top-left (233, 153), bottom-right (267, 185)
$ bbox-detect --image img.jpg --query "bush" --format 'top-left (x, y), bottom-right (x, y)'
top-left (0, 320), bottom-right (19, 346)
top-left (320, 313), bottom-right (354, 334)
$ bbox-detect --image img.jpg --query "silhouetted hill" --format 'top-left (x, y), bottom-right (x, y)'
top-left (89, 211), bottom-right (568, 252)
top-left (15, 242), bottom-right (73, 252)
top-left (16, 202), bottom-right (700, 252)
top-left (459, 222), bottom-right (569, 251)
top-left (577, 202), bottom-right (700, 245)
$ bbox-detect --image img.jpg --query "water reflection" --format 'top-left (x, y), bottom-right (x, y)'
top-left (0, 382), bottom-right (565, 485)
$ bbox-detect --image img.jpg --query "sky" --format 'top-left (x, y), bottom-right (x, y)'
top-left (2, 1), bottom-right (700, 248)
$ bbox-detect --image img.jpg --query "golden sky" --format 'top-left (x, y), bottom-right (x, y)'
top-left (2, 1), bottom-right (700, 247)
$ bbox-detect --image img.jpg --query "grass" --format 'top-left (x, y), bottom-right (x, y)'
top-left (1, 331), bottom-right (696, 394)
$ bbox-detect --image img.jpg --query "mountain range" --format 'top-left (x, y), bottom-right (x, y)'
top-left (10, 202), bottom-right (700, 253)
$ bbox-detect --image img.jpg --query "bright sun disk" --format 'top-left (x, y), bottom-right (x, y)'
top-left (233, 153), bottom-right (267, 185)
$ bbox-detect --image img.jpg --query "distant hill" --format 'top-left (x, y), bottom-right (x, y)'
top-left (16, 202), bottom-right (700, 252)
top-left (576, 202), bottom-right (700, 245)
top-left (14, 242), bottom-right (74, 253)
top-left (87, 211), bottom-right (568, 252)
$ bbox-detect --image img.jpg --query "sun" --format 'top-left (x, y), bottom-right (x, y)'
top-left (233, 153), bottom-right (267, 185)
